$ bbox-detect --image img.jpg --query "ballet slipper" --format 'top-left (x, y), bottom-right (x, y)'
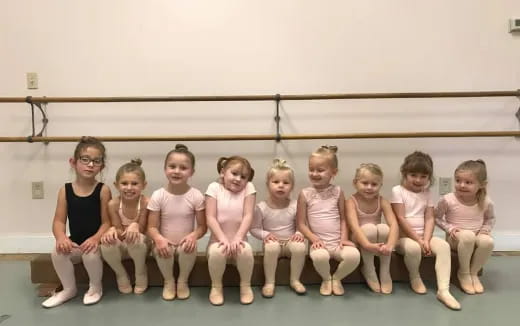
top-left (262, 283), bottom-right (275, 298)
top-left (176, 282), bottom-right (190, 299)
top-left (209, 287), bottom-right (224, 306)
top-left (436, 290), bottom-right (461, 310)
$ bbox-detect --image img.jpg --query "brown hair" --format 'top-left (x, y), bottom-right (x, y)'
top-left (73, 136), bottom-right (106, 166)
top-left (266, 158), bottom-right (295, 185)
top-left (115, 158), bottom-right (146, 183)
top-left (164, 144), bottom-right (196, 169)
top-left (400, 151), bottom-right (434, 187)
top-left (310, 145), bottom-right (339, 169)
top-left (217, 156), bottom-right (255, 181)
top-left (455, 159), bottom-right (488, 210)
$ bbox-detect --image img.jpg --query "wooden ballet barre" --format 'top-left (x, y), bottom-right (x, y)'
top-left (0, 90), bottom-right (519, 103)
top-left (1, 131), bottom-right (520, 143)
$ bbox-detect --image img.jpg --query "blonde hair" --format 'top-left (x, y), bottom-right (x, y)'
top-left (455, 159), bottom-right (488, 210)
top-left (217, 156), bottom-right (255, 181)
top-left (266, 158), bottom-right (295, 185)
top-left (354, 163), bottom-right (383, 181)
top-left (310, 145), bottom-right (338, 169)
top-left (115, 158), bottom-right (146, 183)
top-left (400, 151), bottom-right (434, 188)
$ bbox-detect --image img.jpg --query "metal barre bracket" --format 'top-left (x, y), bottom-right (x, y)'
top-left (25, 96), bottom-right (49, 144)
top-left (516, 89), bottom-right (520, 125)
top-left (274, 93), bottom-right (281, 142)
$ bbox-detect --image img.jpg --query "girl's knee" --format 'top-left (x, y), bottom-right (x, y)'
top-left (127, 242), bottom-right (147, 252)
top-left (477, 234), bottom-right (494, 250)
top-left (457, 230), bottom-right (476, 244)
top-left (310, 249), bottom-right (329, 262)
top-left (100, 243), bottom-right (119, 255)
top-left (376, 224), bottom-right (389, 241)
top-left (239, 243), bottom-right (253, 257)
top-left (361, 224), bottom-right (378, 241)
top-left (51, 249), bottom-right (69, 262)
top-left (431, 238), bottom-right (450, 255)
top-left (82, 251), bottom-right (101, 263)
top-left (342, 247), bottom-right (361, 264)
top-left (405, 241), bottom-right (422, 257)
top-left (264, 242), bottom-right (281, 255)
top-left (289, 242), bottom-right (307, 256)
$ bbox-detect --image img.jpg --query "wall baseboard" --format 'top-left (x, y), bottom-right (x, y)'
top-left (1, 232), bottom-right (519, 254)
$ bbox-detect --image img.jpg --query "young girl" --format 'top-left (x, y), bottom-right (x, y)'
top-left (251, 159), bottom-right (306, 298)
top-left (42, 136), bottom-right (111, 308)
top-left (391, 151), bottom-right (460, 310)
top-left (100, 159), bottom-right (149, 295)
top-left (297, 146), bottom-right (360, 296)
top-left (346, 163), bottom-right (399, 294)
top-left (206, 156), bottom-right (256, 305)
top-left (435, 159), bottom-right (495, 294)
top-left (147, 144), bottom-right (206, 301)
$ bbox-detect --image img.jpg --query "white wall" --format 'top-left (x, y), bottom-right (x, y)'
top-left (1, 0), bottom-right (519, 252)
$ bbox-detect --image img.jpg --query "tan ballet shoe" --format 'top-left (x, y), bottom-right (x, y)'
top-left (410, 277), bottom-right (427, 294)
top-left (116, 276), bottom-right (132, 294)
top-left (471, 275), bottom-right (484, 294)
top-left (437, 290), bottom-right (461, 310)
top-left (133, 274), bottom-right (148, 294)
top-left (162, 280), bottom-right (176, 301)
top-left (176, 282), bottom-right (190, 299)
top-left (209, 287), bottom-right (224, 306)
top-left (362, 267), bottom-right (381, 293)
top-left (457, 272), bottom-right (475, 294)
top-left (289, 280), bottom-right (307, 294)
top-left (319, 280), bottom-right (332, 296)
top-left (262, 283), bottom-right (275, 298)
top-left (331, 279), bottom-right (344, 296)
top-left (240, 286), bottom-right (254, 304)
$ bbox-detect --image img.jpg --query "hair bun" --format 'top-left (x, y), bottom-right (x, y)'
top-left (272, 158), bottom-right (291, 170)
top-left (175, 144), bottom-right (188, 151)
top-left (130, 158), bottom-right (142, 166)
top-left (320, 145), bottom-right (338, 153)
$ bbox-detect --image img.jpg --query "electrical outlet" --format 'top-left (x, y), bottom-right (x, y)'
top-left (438, 177), bottom-right (452, 195)
top-left (32, 181), bottom-right (44, 199)
top-left (26, 72), bottom-right (38, 89)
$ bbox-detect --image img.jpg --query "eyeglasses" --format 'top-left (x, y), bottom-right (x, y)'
top-left (78, 156), bottom-right (104, 166)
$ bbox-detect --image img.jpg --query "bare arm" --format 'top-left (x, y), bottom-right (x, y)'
top-left (107, 198), bottom-right (123, 235)
top-left (338, 190), bottom-right (353, 245)
top-left (391, 203), bottom-right (422, 242)
top-left (193, 209), bottom-right (208, 239)
top-left (137, 196), bottom-right (149, 234)
top-left (52, 186), bottom-right (68, 241)
top-left (205, 196), bottom-right (229, 243)
top-left (147, 209), bottom-right (164, 242)
top-left (345, 198), bottom-right (371, 248)
top-left (422, 206), bottom-right (435, 242)
top-left (381, 198), bottom-right (399, 248)
top-left (233, 194), bottom-right (256, 241)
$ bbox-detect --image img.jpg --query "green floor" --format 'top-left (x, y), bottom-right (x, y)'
top-left (1, 256), bottom-right (518, 326)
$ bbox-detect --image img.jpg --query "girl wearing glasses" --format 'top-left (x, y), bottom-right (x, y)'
top-left (42, 136), bottom-right (111, 308)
